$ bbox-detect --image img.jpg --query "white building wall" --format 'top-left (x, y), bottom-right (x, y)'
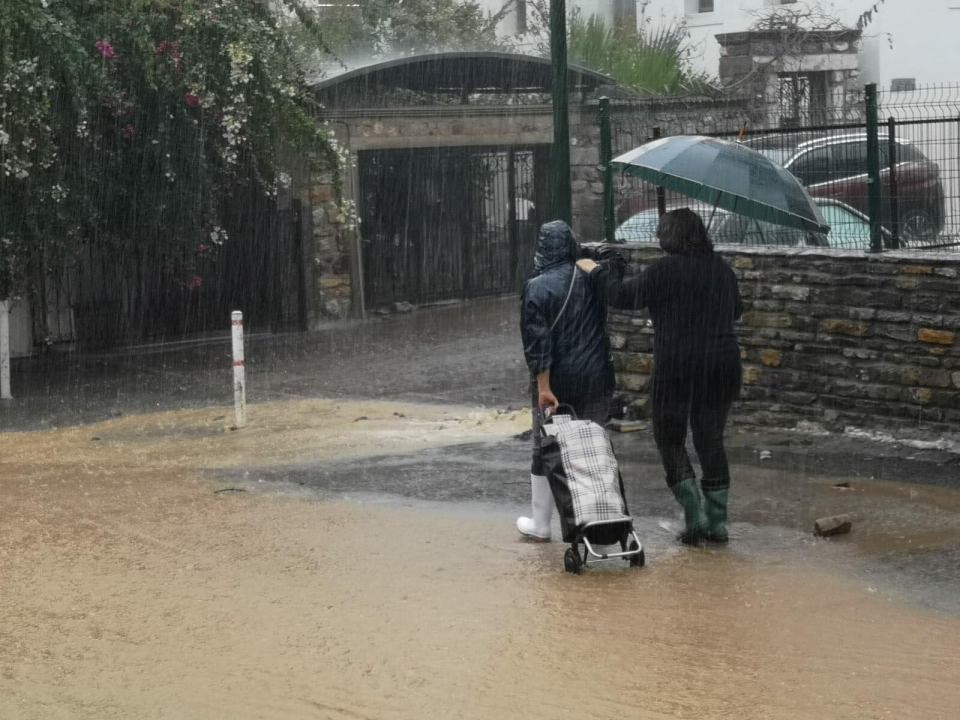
top-left (641, 1), bottom-right (857, 81)
top-left (860, 1), bottom-right (960, 89)
top-left (641, 0), bottom-right (960, 90)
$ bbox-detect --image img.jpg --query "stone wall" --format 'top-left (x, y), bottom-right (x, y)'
top-left (569, 104), bottom-right (606, 243)
top-left (608, 245), bottom-right (960, 433)
top-left (336, 108), bottom-right (556, 150)
top-left (308, 157), bottom-right (354, 322)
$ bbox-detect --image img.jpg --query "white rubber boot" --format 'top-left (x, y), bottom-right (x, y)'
top-left (516, 474), bottom-right (553, 541)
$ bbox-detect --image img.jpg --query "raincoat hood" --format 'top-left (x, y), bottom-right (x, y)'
top-left (533, 220), bottom-right (578, 274)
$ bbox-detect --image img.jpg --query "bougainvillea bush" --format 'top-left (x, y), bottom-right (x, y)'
top-left (0, 0), bottom-right (337, 339)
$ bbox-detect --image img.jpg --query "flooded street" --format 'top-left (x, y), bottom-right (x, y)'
top-left (5, 2), bottom-right (960, 718)
top-left (2, 399), bottom-right (959, 719)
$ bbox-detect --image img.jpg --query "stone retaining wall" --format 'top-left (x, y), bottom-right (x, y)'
top-left (609, 245), bottom-right (960, 433)
top-left (307, 160), bottom-right (354, 322)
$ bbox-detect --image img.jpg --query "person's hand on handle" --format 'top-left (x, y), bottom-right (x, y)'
top-left (577, 258), bottom-right (598, 273)
top-left (536, 370), bottom-right (559, 412)
top-left (538, 388), bottom-right (559, 412)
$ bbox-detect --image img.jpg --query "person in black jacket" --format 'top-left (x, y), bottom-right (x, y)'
top-left (580, 208), bottom-right (742, 544)
top-left (516, 220), bottom-right (619, 541)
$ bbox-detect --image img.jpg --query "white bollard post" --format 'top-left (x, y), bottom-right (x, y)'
top-left (0, 300), bottom-right (12, 400)
top-left (231, 310), bottom-right (246, 428)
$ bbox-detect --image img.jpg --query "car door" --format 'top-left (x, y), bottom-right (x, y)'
top-left (828, 139), bottom-right (872, 217)
top-left (890, 141), bottom-right (944, 237)
top-left (818, 202), bottom-right (872, 249)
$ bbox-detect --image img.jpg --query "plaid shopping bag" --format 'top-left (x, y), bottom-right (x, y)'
top-left (541, 414), bottom-right (628, 542)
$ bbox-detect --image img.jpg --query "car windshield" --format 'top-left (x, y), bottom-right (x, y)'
top-left (614, 209), bottom-right (661, 242)
top-left (614, 204), bottom-right (733, 244)
top-left (714, 214), bottom-right (818, 246)
top-left (615, 207), bottom-right (817, 247)
top-left (818, 202), bottom-right (872, 249)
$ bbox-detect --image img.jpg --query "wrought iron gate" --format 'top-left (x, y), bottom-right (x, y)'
top-left (359, 145), bottom-right (546, 309)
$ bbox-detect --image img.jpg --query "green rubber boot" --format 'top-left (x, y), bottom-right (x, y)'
top-left (703, 489), bottom-right (729, 544)
top-left (670, 478), bottom-right (708, 545)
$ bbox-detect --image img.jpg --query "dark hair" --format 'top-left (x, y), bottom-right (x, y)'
top-left (656, 208), bottom-right (713, 255)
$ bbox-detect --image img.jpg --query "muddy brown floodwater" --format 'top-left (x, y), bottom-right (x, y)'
top-left (1, 399), bottom-right (958, 719)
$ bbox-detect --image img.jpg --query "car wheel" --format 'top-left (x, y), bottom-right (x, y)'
top-left (899, 209), bottom-right (938, 246)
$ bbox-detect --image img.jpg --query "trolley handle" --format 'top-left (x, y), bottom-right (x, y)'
top-left (540, 404), bottom-right (578, 428)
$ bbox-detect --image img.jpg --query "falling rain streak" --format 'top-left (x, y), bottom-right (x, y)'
top-left (1, 2), bottom-right (959, 719)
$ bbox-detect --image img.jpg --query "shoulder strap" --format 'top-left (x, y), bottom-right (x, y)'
top-left (550, 266), bottom-right (578, 332)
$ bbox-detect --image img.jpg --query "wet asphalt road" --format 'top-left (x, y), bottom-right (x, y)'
top-left (0, 298), bottom-right (527, 431)
top-left (216, 430), bottom-right (960, 614)
top-left (4, 296), bottom-right (960, 612)
top-left (3, 296), bottom-right (958, 486)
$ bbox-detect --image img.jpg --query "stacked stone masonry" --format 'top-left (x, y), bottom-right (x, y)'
top-left (608, 245), bottom-right (960, 433)
top-left (309, 162), bottom-right (353, 320)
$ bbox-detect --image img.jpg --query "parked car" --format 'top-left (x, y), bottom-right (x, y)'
top-left (614, 198), bottom-right (890, 250)
top-left (815, 198), bottom-right (894, 250)
top-left (741, 133), bottom-right (945, 243)
top-left (614, 202), bottom-right (827, 247)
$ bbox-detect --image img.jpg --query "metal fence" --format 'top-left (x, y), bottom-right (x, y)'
top-left (358, 145), bottom-right (543, 308)
top-left (881, 85), bottom-right (960, 249)
top-left (600, 84), bottom-right (960, 252)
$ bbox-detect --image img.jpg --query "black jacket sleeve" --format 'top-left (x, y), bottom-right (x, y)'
top-left (520, 282), bottom-right (552, 376)
top-left (585, 254), bottom-right (625, 308)
top-left (593, 259), bottom-right (653, 311)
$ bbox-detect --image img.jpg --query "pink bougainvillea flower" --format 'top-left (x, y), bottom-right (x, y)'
top-left (157, 41), bottom-right (184, 70)
top-left (184, 92), bottom-right (201, 108)
top-left (121, 124), bottom-right (135, 140)
top-left (188, 275), bottom-right (203, 290)
top-left (196, 243), bottom-right (211, 255)
top-left (95, 40), bottom-right (116, 59)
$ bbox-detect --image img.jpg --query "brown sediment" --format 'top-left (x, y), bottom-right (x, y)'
top-left (1, 400), bottom-right (958, 719)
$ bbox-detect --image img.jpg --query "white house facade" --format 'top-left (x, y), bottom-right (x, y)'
top-left (638, 0), bottom-right (960, 91)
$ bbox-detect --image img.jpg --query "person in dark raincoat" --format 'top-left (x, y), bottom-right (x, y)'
top-left (579, 208), bottom-right (742, 544)
top-left (516, 220), bottom-right (621, 541)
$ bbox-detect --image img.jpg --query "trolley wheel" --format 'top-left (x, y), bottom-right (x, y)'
top-left (564, 547), bottom-right (582, 575)
top-left (628, 540), bottom-right (645, 568)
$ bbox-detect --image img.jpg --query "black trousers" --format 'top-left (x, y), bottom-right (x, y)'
top-left (530, 378), bottom-right (611, 476)
top-left (651, 374), bottom-right (733, 492)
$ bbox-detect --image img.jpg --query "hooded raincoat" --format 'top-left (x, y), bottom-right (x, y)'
top-left (520, 221), bottom-right (615, 417)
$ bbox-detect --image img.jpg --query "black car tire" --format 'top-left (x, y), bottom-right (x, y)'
top-left (899, 208), bottom-right (939, 246)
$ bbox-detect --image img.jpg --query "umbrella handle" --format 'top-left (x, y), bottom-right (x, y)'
top-left (706, 188), bottom-right (722, 232)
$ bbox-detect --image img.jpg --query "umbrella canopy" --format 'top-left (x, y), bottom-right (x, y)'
top-left (612, 135), bottom-right (830, 234)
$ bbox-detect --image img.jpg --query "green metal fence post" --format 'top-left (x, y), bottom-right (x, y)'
top-left (865, 83), bottom-right (883, 253)
top-left (887, 116), bottom-right (900, 250)
top-left (599, 97), bottom-right (614, 243)
top-left (550, 0), bottom-right (572, 224)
